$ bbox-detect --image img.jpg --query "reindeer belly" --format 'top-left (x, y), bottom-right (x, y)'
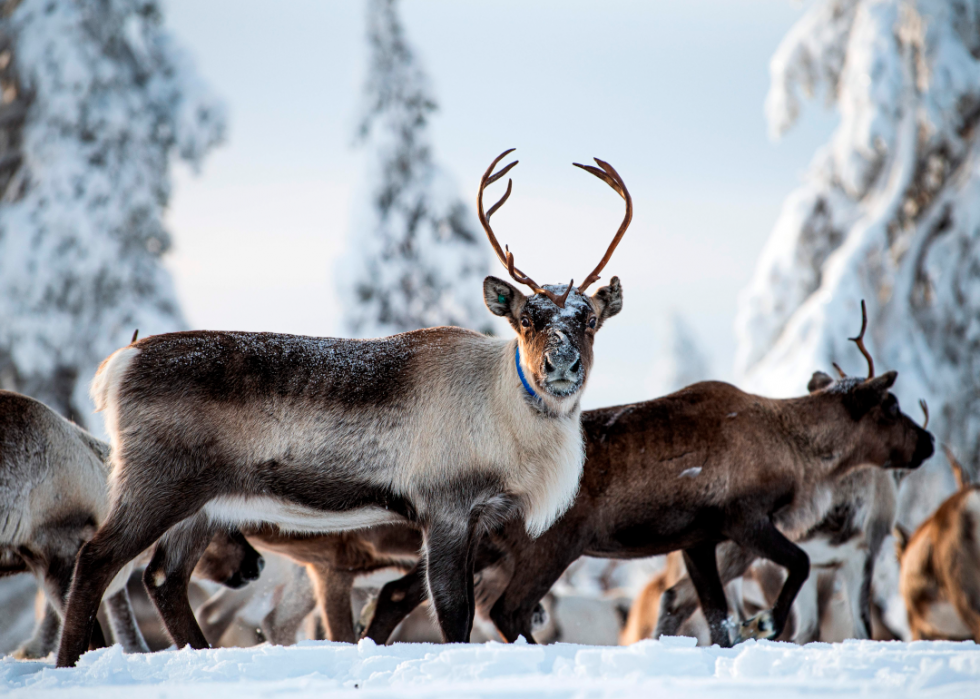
top-left (203, 495), bottom-right (407, 534)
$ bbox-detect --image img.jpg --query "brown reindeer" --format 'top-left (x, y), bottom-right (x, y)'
top-left (0, 390), bottom-right (262, 658)
top-left (55, 150), bottom-right (631, 666)
top-left (895, 446), bottom-right (980, 641)
top-left (243, 524), bottom-right (421, 644)
top-left (361, 305), bottom-right (934, 647)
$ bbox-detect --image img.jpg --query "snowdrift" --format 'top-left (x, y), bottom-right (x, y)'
top-left (3, 637), bottom-right (978, 699)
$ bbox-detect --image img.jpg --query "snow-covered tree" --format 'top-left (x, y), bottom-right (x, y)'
top-left (340, 0), bottom-right (492, 338)
top-left (0, 0), bottom-right (224, 425)
top-left (736, 0), bottom-right (980, 522)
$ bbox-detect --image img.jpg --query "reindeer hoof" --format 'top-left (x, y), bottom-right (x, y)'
top-left (735, 610), bottom-right (776, 643)
top-left (356, 593), bottom-right (379, 639)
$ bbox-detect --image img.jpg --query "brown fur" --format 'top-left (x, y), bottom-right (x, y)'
top-left (364, 373), bottom-right (933, 646)
top-left (244, 525), bottom-right (420, 643)
top-left (896, 448), bottom-right (980, 641)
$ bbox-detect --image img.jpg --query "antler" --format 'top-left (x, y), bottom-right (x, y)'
top-left (942, 445), bottom-right (968, 491)
top-left (478, 149), bottom-right (575, 308)
top-left (919, 399), bottom-right (929, 429)
top-left (848, 300), bottom-right (875, 379)
top-left (572, 158), bottom-right (632, 294)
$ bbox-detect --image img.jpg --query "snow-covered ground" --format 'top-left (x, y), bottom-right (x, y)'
top-left (3, 638), bottom-right (978, 699)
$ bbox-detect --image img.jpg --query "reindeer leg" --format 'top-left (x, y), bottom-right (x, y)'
top-left (732, 520), bottom-right (810, 643)
top-left (682, 543), bottom-right (734, 647)
top-left (363, 562), bottom-right (427, 644)
top-left (13, 596), bottom-right (61, 660)
top-left (489, 544), bottom-right (576, 644)
top-left (27, 545), bottom-right (107, 652)
top-left (423, 518), bottom-right (479, 643)
top-left (655, 541), bottom-right (755, 640)
top-left (143, 513), bottom-right (216, 651)
top-left (307, 564), bottom-right (357, 643)
top-left (260, 562), bottom-right (316, 646)
top-left (104, 585), bottom-right (150, 653)
top-left (57, 491), bottom-right (207, 668)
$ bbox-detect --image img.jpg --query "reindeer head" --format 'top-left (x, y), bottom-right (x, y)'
top-left (478, 150), bottom-right (627, 409)
top-left (807, 301), bottom-right (934, 472)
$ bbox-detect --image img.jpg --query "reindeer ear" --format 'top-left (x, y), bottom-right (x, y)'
top-left (808, 371), bottom-right (834, 393)
top-left (590, 276), bottom-right (623, 323)
top-left (866, 371), bottom-right (897, 393)
top-left (484, 276), bottom-right (524, 319)
top-left (893, 524), bottom-right (911, 556)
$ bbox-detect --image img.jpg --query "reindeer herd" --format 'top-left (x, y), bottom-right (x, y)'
top-left (0, 150), bottom-right (973, 669)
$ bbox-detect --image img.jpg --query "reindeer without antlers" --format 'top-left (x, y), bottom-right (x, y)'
top-left (55, 150), bottom-right (632, 666)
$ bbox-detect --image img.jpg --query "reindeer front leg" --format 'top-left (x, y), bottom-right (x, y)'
top-left (423, 518), bottom-right (478, 643)
top-left (730, 520), bottom-right (810, 643)
top-left (362, 562), bottom-right (427, 644)
top-left (682, 543), bottom-right (735, 647)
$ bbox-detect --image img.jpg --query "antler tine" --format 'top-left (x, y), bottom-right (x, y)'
top-left (574, 157), bottom-right (633, 294)
top-left (848, 300), bottom-right (875, 379)
top-left (942, 444), bottom-right (969, 490)
top-left (919, 399), bottom-right (929, 429)
top-left (478, 149), bottom-right (519, 269)
top-left (504, 249), bottom-right (573, 308)
top-left (832, 362), bottom-right (847, 379)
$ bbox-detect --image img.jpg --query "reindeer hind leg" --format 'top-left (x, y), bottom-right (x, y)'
top-left (143, 512), bottom-right (217, 650)
top-left (57, 496), bottom-right (206, 667)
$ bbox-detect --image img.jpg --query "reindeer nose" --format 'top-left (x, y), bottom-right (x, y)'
top-left (544, 346), bottom-right (582, 382)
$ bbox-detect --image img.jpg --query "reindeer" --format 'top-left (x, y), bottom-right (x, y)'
top-left (0, 390), bottom-right (263, 658)
top-left (55, 150), bottom-right (631, 666)
top-left (895, 446), bottom-right (980, 641)
top-left (360, 304), bottom-right (934, 647)
top-left (244, 524), bottom-right (421, 644)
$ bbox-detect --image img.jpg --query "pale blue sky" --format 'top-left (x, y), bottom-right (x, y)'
top-left (163, 0), bottom-right (836, 409)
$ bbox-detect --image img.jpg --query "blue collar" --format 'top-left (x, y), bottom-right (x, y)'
top-left (515, 345), bottom-right (541, 403)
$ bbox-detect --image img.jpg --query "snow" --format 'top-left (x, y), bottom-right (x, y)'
top-left (2, 638), bottom-right (978, 698)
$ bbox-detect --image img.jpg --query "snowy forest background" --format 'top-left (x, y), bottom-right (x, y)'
top-left (1, 0), bottom-right (979, 646)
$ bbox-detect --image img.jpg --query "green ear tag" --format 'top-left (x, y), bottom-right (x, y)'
top-left (497, 294), bottom-right (506, 304)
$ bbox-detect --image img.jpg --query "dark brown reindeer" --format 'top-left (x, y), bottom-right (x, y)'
top-left (56, 150), bottom-right (631, 666)
top-left (0, 390), bottom-right (263, 659)
top-left (361, 304), bottom-right (934, 647)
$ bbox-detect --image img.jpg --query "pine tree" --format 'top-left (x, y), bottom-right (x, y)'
top-left (736, 0), bottom-right (980, 517)
top-left (0, 0), bottom-right (224, 425)
top-left (340, 0), bottom-right (491, 338)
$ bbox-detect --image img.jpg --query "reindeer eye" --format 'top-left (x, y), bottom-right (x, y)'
top-left (588, 316), bottom-right (597, 329)
top-left (521, 316), bottom-right (530, 328)
top-left (883, 395), bottom-right (899, 417)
